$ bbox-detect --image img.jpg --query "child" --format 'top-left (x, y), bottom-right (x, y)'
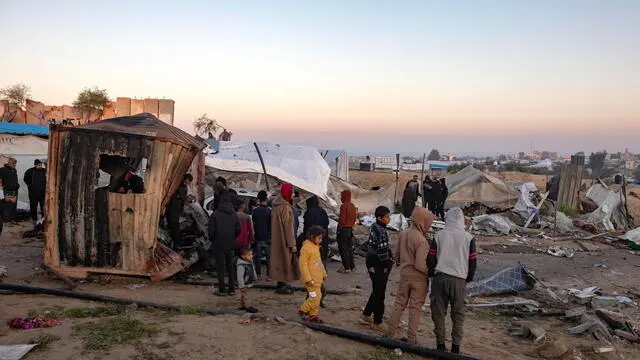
top-left (298, 226), bottom-right (328, 323)
top-left (236, 247), bottom-right (259, 313)
top-left (252, 190), bottom-right (271, 279)
top-left (337, 190), bottom-right (357, 273)
top-left (234, 198), bottom-right (255, 249)
top-left (361, 206), bottom-right (393, 332)
top-left (387, 207), bottom-right (435, 344)
top-left (428, 207), bottom-right (477, 354)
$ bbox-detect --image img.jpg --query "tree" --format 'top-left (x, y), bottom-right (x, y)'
top-left (0, 83), bottom-right (31, 110)
top-left (427, 149), bottom-right (440, 161)
top-left (589, 151), bottom-right (607, 177)
top-left (193, 113), bottom-right (232, 140)
top-left (73, 87), bottom-right (111, 120)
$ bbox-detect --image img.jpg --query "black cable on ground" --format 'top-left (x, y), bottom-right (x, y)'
top-left (174, 280), bottom-right (355, 295)
top-left (0, 283), bottom-right (480, 360)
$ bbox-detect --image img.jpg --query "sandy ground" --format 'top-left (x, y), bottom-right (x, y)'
top-left (2, 217), bottom-right (640, 360)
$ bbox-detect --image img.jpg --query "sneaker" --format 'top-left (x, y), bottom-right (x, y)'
top-left (298, 310), bottom-right (308, 319)
top-left (360, 315), bottom-right (373, 325)
top-left (451, 344), bottom-right (460, 354)
top-left (305, 316), bottom-right (324, 324)
top-left (371, 323), bottom-right (387, 333)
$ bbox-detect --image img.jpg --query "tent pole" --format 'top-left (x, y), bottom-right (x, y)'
top-left (393, 153), bottom-right (400, 209)
top-left (420, 153), bottom-right (426, 207)
top-left (254, 142), bottom-right (270, 192)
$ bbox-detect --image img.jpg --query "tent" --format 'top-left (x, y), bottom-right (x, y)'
top-left (445, 165), bottom-right (516, 210)
top-left (204, 141), bottom-right (337, 207)
top-left (531, 159), bottom-right (553, 170)
top-left (0, 124), bottom-right (49, 208)
top-left (320, 149), bottom-right (349, 181)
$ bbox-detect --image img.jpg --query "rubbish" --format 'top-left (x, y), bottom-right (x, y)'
top-left (471, 214), bottom-right (514, 235)
top-left (538, 339), bottom-right (569, 359)
top-left (568, 314), bottom-right (611, 341)
top-left (620, 227), bottom-right (640, 249)
top-left (467, 297), bottom-right (540, 309)
top-left (546, 246), bottom-right (575, 258)
top-left (505, 237), bottom-right (527, 244)
top-left (565, 307), bottom-right (586, 319)
top-left (393, 348), bottom-right (403, 357)
top-left (514, 183), bottom-right (538, 214)
top-left (614, 329), bottom-right (639, 342)
top-left (593, 345), bottom-right (615, 354)
top-left (572, 219), bottom-right (598, 233)
top-left (595, 309), bottom-right (640, 330)
top-left (0, 344), bottom-right (38, 360)
top-left (387, 214), bottom-right (408, 231)
top-left (9, 315), bottom-right (61, 329)
top-left (568, 286), bottom-right (599, 304)
top-left (591, 296), bottom-right (633, 309)
top-left (555, 212), bottom-right (575, 233)
top-left (466, 265), bottom-right (536, 297)
top-left (586, 183), bottom-right (628, 231)
top-left (593, 264), bottom-right (608, 268)
top-left (125, 284), bottom-right (147, 290)
top-left (0, 265), bottom-right (6, 279)
top-left (508, 321), bottom-right (546, 342)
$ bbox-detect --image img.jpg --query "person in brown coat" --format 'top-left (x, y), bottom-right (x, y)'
top-left (387, 206), bottom-right (435, 344)
top-left (269, 183), bottom-right (300, 295)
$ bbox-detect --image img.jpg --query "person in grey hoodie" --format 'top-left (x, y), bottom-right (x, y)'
top-left (236, 247), bottom-right (259, 313)
top-left (209, 195), bottom-right (241, 296)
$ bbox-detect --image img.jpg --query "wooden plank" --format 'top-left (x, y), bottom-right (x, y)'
top-left (524, 192), bottom-right (550, 228)
top-left (121, 194), bottom-right (135, 270)
top-left (44, 128), bottom-right (61, 267)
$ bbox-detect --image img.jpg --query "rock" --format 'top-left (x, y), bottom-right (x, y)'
top-left (592, 296), bottom-right (623, 309)
top-left (593, 344), bottom-right (615, 354)
top-left (529, 326), bottom-right (547, 343)
top-left (565, 307), bottom-right (586, 319)
top-left (538, 339), bottom-right (569, 359)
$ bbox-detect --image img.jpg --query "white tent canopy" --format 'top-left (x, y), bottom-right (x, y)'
top-left (204, 141), bottom-right (336, 206)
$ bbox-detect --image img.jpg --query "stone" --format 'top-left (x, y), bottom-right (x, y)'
top-left (538, 339), bottom-right (569, 359)
top-left (565, 307), bottom-right (586, 319)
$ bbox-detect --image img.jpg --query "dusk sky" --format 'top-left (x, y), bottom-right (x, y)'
top-left (1, 0), bottom-right (638, 155)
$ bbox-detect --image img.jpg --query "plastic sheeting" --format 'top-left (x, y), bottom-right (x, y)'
top-left (204, 141), bottom-right (336, 207)
top-left (466, 265), bottom-right (536, 297)
top-left (444, 165), bottom-right (515, 210)
top-left (514, 182), bottom-right (538, 213)
top-left (471, 214), bottom-right (514, 235)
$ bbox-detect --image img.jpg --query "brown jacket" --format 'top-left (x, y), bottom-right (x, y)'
top-left (269, 195), bottom-right (300, 282)
top-left (393, 207), bottom-right (435, 281)
top-left (338, 190), bottom-right (357, 229)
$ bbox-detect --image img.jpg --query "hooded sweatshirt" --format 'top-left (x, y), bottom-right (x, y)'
top-left (338, 190), bottom-right (357, 229)
top-left (302, 195), bottom-right (330, 255)
top-left (427, 207), bottom-right (477, 281)
top-left (209, 201), bottom-right (241, 251)
top-left (394, 207), bottom-right (435, 281)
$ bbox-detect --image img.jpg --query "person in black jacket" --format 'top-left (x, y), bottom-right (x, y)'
top-left (23, 159), bottom-right (46, 224)
top-left (252, 190), bottom-right (272, 278)
top-left (209, 195), bottom-right (241, 296)
top-left (166, 173), bottom-right (193, 249)
top-left (0, 158), bottom-right (19, 224)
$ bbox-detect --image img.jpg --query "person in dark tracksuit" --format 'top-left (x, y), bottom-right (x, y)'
top-left (0, 158), bottom-right (19, 225)
top-left (23, 159), bottom-right (46, 224)
top-left (209, 194), bottom-right (241, 296)
top-left (251, 190), bottom-right (271, 279)
top-left (361, 206), bottom-right (393, 333)
top-left (427, 207), bottom-right (477, 354)
top-left (166, 173), bottom-right (193, 249)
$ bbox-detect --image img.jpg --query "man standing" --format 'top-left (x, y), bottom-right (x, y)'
top-left (24, 159), bottom-right (46, 224)
top-left (270, 183), bottom-right (299, 295)
top-left (0, 158), bottom-right (19, 224)
top-left (427, 207), bottom-right (477, 354)
top-left (166, 173), bottom-right (193, 250)
top-left (422, 176), bottom-right (433, 210)
top-left (402, 175), bottom-right (420, 218)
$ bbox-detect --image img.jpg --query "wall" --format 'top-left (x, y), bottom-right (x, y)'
top-left (114, 97), bottom-right (174, 125)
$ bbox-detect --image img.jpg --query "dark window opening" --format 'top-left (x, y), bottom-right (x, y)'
top-left (98, 154), bottom-right (148, 194)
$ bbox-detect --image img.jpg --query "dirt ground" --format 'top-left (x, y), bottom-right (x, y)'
top-left (2, 216), bottom-right (640, 360)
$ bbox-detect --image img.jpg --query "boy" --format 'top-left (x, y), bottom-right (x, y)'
top-left (234, 198), bottom-right (255, 249)
top-left (361, 206), bottom-right (393, 332)
top-left (298, 226), bottom-right (328, 323)
top-left (252, 190), bottom-right (271, 279)
top-left (337, 190), bottom-right (357, 273)
top-left (428, 207), bottom-right (477, 354)
top-left (387, 207), bottom-right (435, 344)
top-left (236, 247), bottom-right (259, 313)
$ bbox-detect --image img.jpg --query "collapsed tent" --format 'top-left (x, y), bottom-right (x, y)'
top-left (466, 265), bottom-right (536, 297)
top-left (444, 165), bottom-right (516, 211)
top-left (585, 183), bottom-right (629, 230)
top-left (204, 141), bottom-right (336, 207)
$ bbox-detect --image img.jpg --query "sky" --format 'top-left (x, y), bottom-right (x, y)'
top-left (1, 0), bottom-right (639, 156)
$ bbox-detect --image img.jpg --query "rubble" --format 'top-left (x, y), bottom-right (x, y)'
top-left (466, 265), bottom-right (536, 297)
top-left (0, 344), bottom-right (38, 360)
top-left (546, 246), bottom-right (575, 258)
top-left (509, 321), bottom-right (546, 342)
top-left (471, 214), bottom-right (514, 235)
top-left (538, 339), bottom-right (569, 359)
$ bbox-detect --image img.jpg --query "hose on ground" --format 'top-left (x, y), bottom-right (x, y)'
top-left (0, 283), bottom-right (480, 360)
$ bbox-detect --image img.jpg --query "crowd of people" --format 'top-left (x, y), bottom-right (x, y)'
top-left (402, 174), bottom-right (448, 220)
top-left (0, 158), bottom-right (47, 235)
top-left (203, 175), bottom-right (476, 353)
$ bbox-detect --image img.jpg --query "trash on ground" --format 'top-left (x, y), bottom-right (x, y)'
top-left (568, 286), bottom-right (599, 304)
top-left (537, 339), bottom-right (569, 359)
top-left (509, 320), bottom-right (546, 342)
top-left (8, 315), bottom-right (61, 329)
top-left (0, 344), bottom-right (38, 360)
top-left (591, 296), bottom-right (634, 309)
top-left (125, 284), bottom-right (147, 290)
top-left (466, 265), bottom-right (536, 297)
top-left (468, 297), bottom-right (539, 309)
top-left (555, 211), bottom-right (576, 233)
top-left (471, 214), bottom-right (514, 235)
top-left (546, 246), bottom-right (575, 258)
top-left (0, 265), bottom-right (7, 278)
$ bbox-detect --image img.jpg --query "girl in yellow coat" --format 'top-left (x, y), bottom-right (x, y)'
top-left (298, 226), bottom-right (328, 323)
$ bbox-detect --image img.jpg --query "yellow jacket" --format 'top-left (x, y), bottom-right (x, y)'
top-left (299, 240), bottom-right (327, 286)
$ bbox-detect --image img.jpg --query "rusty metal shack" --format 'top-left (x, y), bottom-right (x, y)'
top-left (44, 113), bottom-right (206, 280)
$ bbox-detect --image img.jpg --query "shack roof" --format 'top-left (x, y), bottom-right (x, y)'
top-left (0, 122), bottom-right (49, 136)
top-left (76, 113), bottom-right (203, 149)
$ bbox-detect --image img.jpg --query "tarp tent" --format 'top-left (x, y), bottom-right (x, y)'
top-left (445, 165), bottom-right (516, 210)
top-left (0, 125), bottom-right (49, 208)
top-left (320, 149), bottom-right (349, 181)
top-left (204, 141), bottom-right (336, 206)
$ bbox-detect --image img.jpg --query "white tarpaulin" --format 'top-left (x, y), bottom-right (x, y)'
top-left (204, 141), bottom-right (336, 206)
top-left (514, 182), bottom-right (538, 213)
